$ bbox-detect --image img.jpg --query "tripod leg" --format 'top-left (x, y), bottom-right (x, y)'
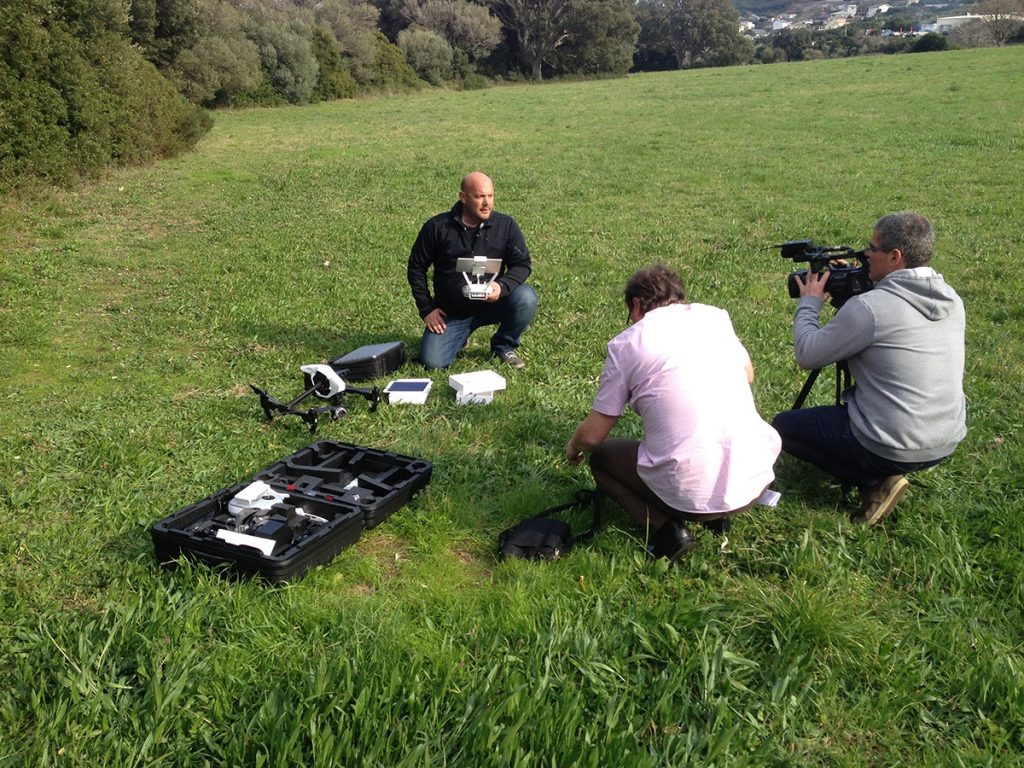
top-left (792, 368), bottom-right (822, 410)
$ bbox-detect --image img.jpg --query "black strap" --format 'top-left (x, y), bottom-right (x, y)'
top-left (529, 488), bottom-right (604, 544)
top-left (564, 488), bottom-right (604, 544)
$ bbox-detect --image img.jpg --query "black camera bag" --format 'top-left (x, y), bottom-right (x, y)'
top-left (497, 489), bottom-right (603, 561)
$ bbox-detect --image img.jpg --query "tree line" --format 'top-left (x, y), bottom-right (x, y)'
top-left (2, 0), bottom-right (1021, 191)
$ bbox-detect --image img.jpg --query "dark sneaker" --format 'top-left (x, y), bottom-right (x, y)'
top-left (646, 520), bottom-right (696, 561)
top-left (496, 350), bottom-right (526, 369)
top-left (854, 475), bottom-right (908, 525)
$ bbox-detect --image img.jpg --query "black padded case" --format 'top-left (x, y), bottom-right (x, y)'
top-left (151, 440), bottom-right (432, 582)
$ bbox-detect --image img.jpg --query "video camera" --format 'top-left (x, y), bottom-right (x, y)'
top-left (779, 240), bottom-right (872, 308)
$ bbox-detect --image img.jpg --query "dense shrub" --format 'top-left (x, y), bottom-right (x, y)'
top-left (912, 31), bottom-right (949, 52)
top-left (458, 70), bottom-right (491, 89)
top-left (398, 26), bottom-right (454, 83)
top-left (164, 0), bottom-right (264, 107)
top-left (406, 0), bottom-right (503, 63)
top-left (310, 23), bottom-right (358, 101)
top-left (128, 0), bottom-right (205, 70)
top-left (368, 31), bottom-right (424, 91)
top-left (315, 0), bottom-right (382, 86)
top-left (170, 34), bottom-right (263, 106)
top-left (126, 0), bottom-right (372, 107)
top-left (242, 12), bottom-right (320, 104)
top-left (877, 35), bottom-right (912, 53)
top-left (0, 0), bottom-right (211, 191)
top-left (754, 44), bottom-right (787, 63)
top-left (0, 65), bottom-right (71, 186)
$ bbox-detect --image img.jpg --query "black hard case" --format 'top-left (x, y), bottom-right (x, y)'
top-left (256, 440), bottom-right (433, 529)
top-left (151, 440), bottom-right (432, 581)
top-left (323, 342), bottom-right (406, 383)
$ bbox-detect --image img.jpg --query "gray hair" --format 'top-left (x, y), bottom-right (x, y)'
top-left (874, 211), bottom-right (934, 268)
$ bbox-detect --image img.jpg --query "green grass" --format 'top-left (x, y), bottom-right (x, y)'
top-left (2, 47), bottom-right (1024, 766)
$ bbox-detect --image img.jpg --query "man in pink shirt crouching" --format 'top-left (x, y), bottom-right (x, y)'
top-left (566, 264), bottom-right (781, 560)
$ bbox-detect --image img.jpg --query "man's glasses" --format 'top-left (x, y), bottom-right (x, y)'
top-left (864, 243), bottom-right (891, 254)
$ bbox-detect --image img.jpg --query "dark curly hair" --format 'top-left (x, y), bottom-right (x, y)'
top-left (624, 264), bottom-right (687, 314)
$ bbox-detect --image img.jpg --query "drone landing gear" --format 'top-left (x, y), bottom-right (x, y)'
top-left (251, 364), bottom-right (380, 433)
top-left (250, 385), bottom-right (351, 433)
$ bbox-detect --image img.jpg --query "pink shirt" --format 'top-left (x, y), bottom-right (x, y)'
top-left (592, 303), bottom-right (781, 514)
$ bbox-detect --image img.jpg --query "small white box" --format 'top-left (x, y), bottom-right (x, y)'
top-left (448, 370), bottom-right (507, 405)
top-left (383, 378), bottom-right (432, 404)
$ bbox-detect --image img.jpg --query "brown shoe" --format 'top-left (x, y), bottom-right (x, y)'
top-left (854, 475), bottom-right (909, 525)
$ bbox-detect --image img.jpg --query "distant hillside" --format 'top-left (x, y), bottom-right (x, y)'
top-left (732, 0), bottom-right (793, 14)
top-left (731, 0), bottom-right (974, 18)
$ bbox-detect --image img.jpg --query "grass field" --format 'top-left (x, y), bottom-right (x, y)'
top-left (2, 47), bottom-right (1023, 766)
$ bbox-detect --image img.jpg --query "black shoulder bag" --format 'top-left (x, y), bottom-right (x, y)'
top-left (497, 489), bottom-right (604, 561)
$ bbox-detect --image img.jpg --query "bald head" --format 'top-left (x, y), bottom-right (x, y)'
top-left (462, 171), bottom-right (492, 189)
top-left (459, 172), bottom-right (495, 227)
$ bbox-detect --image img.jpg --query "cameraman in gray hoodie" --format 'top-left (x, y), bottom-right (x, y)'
top-left (772, 211), bottom-right (967, 525)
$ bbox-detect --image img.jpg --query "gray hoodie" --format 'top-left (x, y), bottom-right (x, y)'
top-left (793, 267), bottom-right (967, 463)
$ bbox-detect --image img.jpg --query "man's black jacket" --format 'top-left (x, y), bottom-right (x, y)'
top-left (407, 201), bottom-right (531, 318)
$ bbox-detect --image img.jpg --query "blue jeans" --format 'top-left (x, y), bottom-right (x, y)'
top-left (418, 284), bottom-right (538, 370)
top-left (771, 405), bottom-right (945, 491)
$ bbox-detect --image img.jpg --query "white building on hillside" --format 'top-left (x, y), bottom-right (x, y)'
top-left (934, 13), bottom-right (982, 31)
top-left (933, 13), bottom-right (1023, 31)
